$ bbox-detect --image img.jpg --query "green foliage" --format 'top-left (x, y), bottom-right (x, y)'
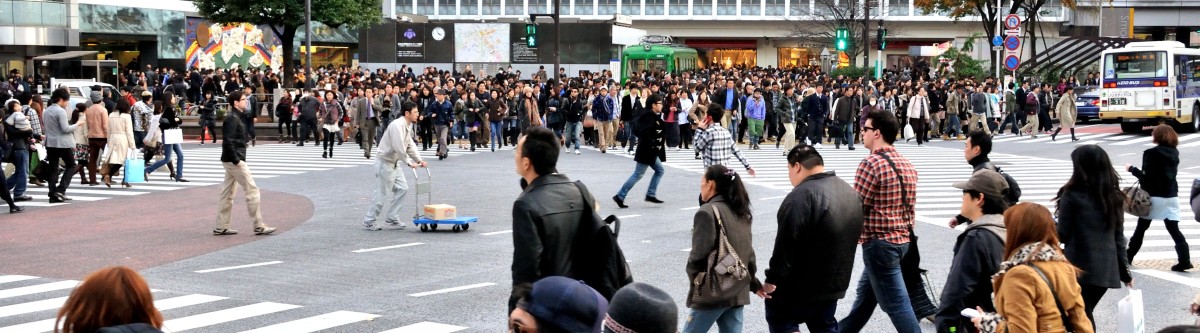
top-left (830, 66), bottom-right (877, 79)
top-left (938, 47), bottom-right (987, 80)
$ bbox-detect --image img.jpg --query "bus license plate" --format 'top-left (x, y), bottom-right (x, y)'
top-left (1110, 97), bottom-right (1126, 105)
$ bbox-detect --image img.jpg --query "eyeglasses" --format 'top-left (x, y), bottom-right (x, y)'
top-left (863, 126), bottom-right (878, 132)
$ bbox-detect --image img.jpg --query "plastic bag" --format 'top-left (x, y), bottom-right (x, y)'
top-left (1117, 289), bottom-right (1145, 333)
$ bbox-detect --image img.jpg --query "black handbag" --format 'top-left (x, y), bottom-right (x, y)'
top-left (877, 151), bottom-right (940, 321)
top-left (354, 129), bottom-right (362, 145)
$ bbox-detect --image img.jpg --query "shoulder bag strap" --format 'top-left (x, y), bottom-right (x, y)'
top-left (1023, 262), bottom-right (1074, 333)
top-left (877, 151), bottom-right (916, 237)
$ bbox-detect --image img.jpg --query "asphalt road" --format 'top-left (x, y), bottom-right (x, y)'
top-left (1, 122), bottom-right (1198, 332)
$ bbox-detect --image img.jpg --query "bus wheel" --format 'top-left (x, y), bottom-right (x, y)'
top-left (1188, 104), bottom-right (1200, 133)
top-left (1121, 122), bottom-right (1143, 133)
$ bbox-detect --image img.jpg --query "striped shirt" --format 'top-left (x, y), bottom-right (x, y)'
top-left (854, 146), bottom-right (918, 244)
top-left (693, 124), bottom-right (751, 171)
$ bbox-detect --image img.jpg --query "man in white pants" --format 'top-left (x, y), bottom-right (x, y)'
top-left (363, 100), bottom-right (426, 230)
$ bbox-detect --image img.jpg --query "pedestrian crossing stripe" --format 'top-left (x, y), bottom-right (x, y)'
top-left (0, 275), bottom-right (467, 333)
top-left (985, 132), bottom-right (1200, 147)
top-left (13, 144), bottom-right (478, 208)
top-left (589, 143), bottom-right (1196, 261)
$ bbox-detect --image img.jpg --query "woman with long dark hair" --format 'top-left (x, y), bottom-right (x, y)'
top-left (684, 164), bottom-right (761, 333)
top-left (55, 266), bottom-right (164, 333)
top-left (1054, 144), bottom-right (1133, 331)
top-left (1125, 124), bottom-right (1190, 271)
top-left (144, 92), bottom-right (188, 182)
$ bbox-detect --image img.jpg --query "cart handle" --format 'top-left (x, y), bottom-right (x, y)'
top-left (410, 165), bottom-right (433, 179)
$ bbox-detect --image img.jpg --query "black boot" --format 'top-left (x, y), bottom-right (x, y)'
top-left (1071, 128), bottom-right (1078, 141)
top-left (1051, 127), bottom-right (1061, 141)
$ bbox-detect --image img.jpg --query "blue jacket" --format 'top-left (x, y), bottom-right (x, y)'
top-left (592, 96), bottom-right (615, 122)
top-left (426, 99), bottom-right (453, 126)
top-left (746, 97), bottom-right (766, 120)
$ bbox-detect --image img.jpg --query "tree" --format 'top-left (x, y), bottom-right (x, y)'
top-left (786, 0), bottom-right (894, 69)
top-left (914, 0), bottom-right (1075, 75)
top-left (193, 0), bottom-right (381, 88)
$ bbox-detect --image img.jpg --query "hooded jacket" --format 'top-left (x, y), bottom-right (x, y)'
top-left (935, 214), bottom-right (1007, 333)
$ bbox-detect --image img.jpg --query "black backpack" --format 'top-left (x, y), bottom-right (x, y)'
top-left (983, 163), bottom-right (1022, 205)
top-left (570, 181), bottom-right (633, 300)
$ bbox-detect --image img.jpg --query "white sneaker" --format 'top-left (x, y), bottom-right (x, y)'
top-left (814, 143), bottom-right (822, 148)
top-left (574, 149), bottom-right (581, 155)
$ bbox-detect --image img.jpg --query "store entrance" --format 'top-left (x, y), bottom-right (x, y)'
top-left (698, 49), bottom-right (756, 69)
top-left (81, 35), bottom-right (153, 71)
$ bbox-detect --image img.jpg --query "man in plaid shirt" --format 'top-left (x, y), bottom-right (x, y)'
top-left (839, 109), bottom-right (921, 333)
top-left (693, 104), bottom-right (756, 176)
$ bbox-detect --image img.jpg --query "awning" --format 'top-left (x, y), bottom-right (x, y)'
top-left (33, 51), bottom-right (99, 61)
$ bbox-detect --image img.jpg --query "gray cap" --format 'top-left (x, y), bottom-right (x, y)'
top-left (90, 91), bottom-right (102, 103)
top-left (953, 169), bottom-right (1009, 200)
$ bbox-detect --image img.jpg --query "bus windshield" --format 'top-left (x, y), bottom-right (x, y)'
top-left (1104, 51), bottom-right (1167, 79)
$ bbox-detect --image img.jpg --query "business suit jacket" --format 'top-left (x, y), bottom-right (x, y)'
top-left (353, 96), bottom-right (382, 127)
top-left (42, 104), bottom-right (79, 149)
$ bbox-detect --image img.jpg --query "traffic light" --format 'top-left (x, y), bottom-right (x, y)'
top-left (835, 27), bottom-right (849, 51)
top-left (877, 27), bottom-right (888, 50)
top-left (526, 23), bottom-right (538, 48)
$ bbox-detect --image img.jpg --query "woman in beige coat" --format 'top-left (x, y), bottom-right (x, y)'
top-left (102, 99), bottom-right (137, 187)
top-left (1051, 86), bottom-right (1078, 141)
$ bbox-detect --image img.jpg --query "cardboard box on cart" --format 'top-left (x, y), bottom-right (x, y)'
top-left (423, 204), bottom-right (457, 220)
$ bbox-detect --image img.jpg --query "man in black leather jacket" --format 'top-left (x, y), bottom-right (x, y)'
top-left (509, 126), bottom-right (594, 313)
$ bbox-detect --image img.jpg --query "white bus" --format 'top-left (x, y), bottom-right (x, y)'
top-left (1099, 41), bottom-right (1200, 133)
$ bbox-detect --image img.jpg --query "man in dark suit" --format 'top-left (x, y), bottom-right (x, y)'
top-left (612, 94), bottom-right (666, 208)
top-left (714, 80), bottom-right (742, 142)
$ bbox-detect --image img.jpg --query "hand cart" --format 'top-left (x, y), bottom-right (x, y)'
top-left (412, 167), bottom-right (478, 232)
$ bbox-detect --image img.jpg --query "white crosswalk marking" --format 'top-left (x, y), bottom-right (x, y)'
top-left (16, 143), bottom-right (478, 208)
top-left (594, 141), bottom-right (1197, 261)
top-left (0, 276), bottom-right (473, 332)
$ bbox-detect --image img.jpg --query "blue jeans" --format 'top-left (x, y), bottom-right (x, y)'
top-left (490, 121), bottom-right (504, 150)
top-left (729, 117), bottom-right (740, 142)
top-left (837, 122), bottom-right (855, 149)
top-left (622, 123), bottom-right (638, 149)
top-left (944, 115), bottom-right (962, 136)
top-left (765, 299), bottom-right (839, 333)
top-left (134, 131), bottom-right (146, 149)
top-left (564, 121), bottom-right (582, 150)
top-left (839, 239), bottom-right (920, 333)
top-left (6, 149), bottom-right (28, 196)
top-left (146, 143), bottom-right (184, 179)
top-left (683, 306), bottom-right (744, 333)
top-left (616, 159), bottom-right (664, 200)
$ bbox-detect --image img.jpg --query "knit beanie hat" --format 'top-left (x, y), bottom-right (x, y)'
top-left (518, 276), bottom-right (608, 333)
top-left (90, 91), bottom-right (102, 103)
top-left (604, 283), bottom-right (678, 333)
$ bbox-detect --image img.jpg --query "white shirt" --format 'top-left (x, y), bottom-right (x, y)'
top-left (377, 116), bottom-right (423, 167)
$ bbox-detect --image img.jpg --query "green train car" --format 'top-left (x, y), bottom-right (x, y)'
top-left (621, 37), bottom-right (699, 83)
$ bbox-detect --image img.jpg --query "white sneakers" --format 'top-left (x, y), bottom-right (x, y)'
top-left (574, 149), bottom-right (581, 155)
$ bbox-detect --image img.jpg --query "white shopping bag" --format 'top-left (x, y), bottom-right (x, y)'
top-left (1117, 289), bottom-right (1145, 333)
top-left (903, 123), bottom-right (915, 139)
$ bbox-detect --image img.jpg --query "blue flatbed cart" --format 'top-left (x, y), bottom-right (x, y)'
top-left (411, 168), bottom-right (478, 232)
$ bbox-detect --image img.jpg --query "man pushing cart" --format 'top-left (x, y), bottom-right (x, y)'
top-left (363, 101), bottom-right (427, 230)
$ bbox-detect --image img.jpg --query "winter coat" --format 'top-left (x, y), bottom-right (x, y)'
top-left (1056, 188), bottom-right (1132, 288)
top-left (935, 214), bottom-right (1007, 333)
top-left (1055, 93), bottom-right (1077, 129)
top-left (633, 110), bottom-right (666, 165)
top-left (979, 242), bottom-right (1094, 333)
top-left (686, 196), bottom-right (762, 309)
top-left (1130, 145), bottom-right (1179, 198)
top-left (765, 172), bottom-right (863, 304)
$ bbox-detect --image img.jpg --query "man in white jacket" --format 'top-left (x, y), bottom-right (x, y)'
top-left (363, 100), bottom-right (427, 230)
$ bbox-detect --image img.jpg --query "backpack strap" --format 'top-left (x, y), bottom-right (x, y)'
top-left (1023, 262), bottom-right (1074, 332)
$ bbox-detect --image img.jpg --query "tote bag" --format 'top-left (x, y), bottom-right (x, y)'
top-left (163, 128), bottom-right (184, 145)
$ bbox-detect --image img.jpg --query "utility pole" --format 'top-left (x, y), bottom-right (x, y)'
top-left (994, 0), bottom-right (1001, 79)
top-left (305, 0), bottom-right (313, 89)
top-left (862, 0), bottom-right (871, 69)
top-left (531, 1), bottom-right (561, 84)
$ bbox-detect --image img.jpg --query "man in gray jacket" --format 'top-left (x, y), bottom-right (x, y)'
top-left (41, 87), bottom-right (79, 203)
top-left (968, 85), bottom-right (991, 135)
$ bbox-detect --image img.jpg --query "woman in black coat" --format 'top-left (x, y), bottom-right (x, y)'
top-left (1055, 144), bottom-right (1133, 331)
top-left (1125, 124), bottom-right (1189, 272)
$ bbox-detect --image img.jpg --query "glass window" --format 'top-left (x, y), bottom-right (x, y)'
top-left (483, 0), bottom-right (501, 14)
top-left (0, 1), bottom-right (11, 26)
top-left (417, 0), bottom-right (435, 14)
top-left (574, 0), bottom-right (594, 14)
top-left (559, 0), bottom-right (570, 14)
top-left (1041, 0), bottom-right (1062, 18)
top-left (41, 1), bottom-right (66, 27)
top-left (461, 0), bottom-right (479, 15)
top-left (778, 47), bottom-right (809, 68)
top-left (12, 0), bottom-right (42, 26)
top-left (812, 0), bottom-right (832, 16)
top-left (505, 0), bottom-right (524, 15)
top-left (397, 0), bottom-right (415, 13)
top-left (1104, 52), bottom-right (1168, 79)
top-left (887, 0), bottom-right (907, 16)
top-left (789, 0), bottom-right (807, 16)
top-left (669, 0), bottom-right (687, 15)
top-left (530, 0), bottom-right (548, 13)
top-left (598, 0), bottom-right (617, 14)
top-left (693, 0), bottom-right (712, 15)
top-left (437, 0), bottom-right (455, 15)
top-left (645, 0), bottom-right (663, 14)
top-left (621, 0), bottom-right (639, 15)
top-left (741, 0), bottom-right (760, 16)
top-left (765, 0), bottom-right (784, 16)
top-left (717, 0), bottom-right (735, 15)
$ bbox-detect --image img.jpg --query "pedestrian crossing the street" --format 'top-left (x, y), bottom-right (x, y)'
top-left (0, 275), bottom-right (469, 333)
top-left (16, 144), bottom-right (478, 208)
top-left (595, 142), bottom-right (1197, 262)
top-left (984, 131), bottom-right (1200, 147)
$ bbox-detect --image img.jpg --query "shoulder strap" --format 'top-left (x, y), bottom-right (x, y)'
top-left (1023, 262), bottom-right (1074, 332)
top-left (875, 151), bottom-right (910, 209)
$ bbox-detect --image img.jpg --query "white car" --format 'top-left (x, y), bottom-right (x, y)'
top-left (46, 81), bottom-right (117, 109)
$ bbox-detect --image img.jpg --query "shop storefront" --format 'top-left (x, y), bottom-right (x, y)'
top-left (683, 39), bottom-right (757, 69)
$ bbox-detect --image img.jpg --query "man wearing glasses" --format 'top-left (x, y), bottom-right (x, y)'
top-left (213, 91), bottom-right (276, 236)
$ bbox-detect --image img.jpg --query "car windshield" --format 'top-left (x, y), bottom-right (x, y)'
top-left (1104, 51), bottom-right (1167, 79)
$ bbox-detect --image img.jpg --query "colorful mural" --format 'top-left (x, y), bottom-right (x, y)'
top-left (185, 18), bottom-right (282, 72)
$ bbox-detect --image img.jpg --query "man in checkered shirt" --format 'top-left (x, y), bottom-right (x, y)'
top-left (839, 109), bottom-right (921, 333)
top-left (693, 104), bottom-right (756, 176)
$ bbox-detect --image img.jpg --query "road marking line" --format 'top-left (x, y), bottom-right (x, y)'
top-left (0, 296), bottom-right (66, 318)
top-left (163, 302), bottom-right (302, 332)
top-left (194, 261), bottom-right (284, 273)
top-left (237, 310), bottom-right (380, 333)
top-left (681, 248), bottom-right (691, 252)
top-left (759, 195), bottom-right (788, 200)
top-left (0, 293), bottom-right (206, 333)
top-left (0, 280), bottom-right (78, 299)
top-left (481, 230), bottom-right (513, 236)
top-left (1133, 269), bottom-right (1200, 288)
top-left (352, 242), bottom-right (424, 253)
top-left (0, 275), bottom-right (37, 284)
top-left (617, 214), bottom-right (641, 219)
top-left (155, 294), bottom-right (229, 310)
top-left (680, 206), bottom-right (700, 211)
top-left (377, 321), bottom-right (468, 333)
top-left (408, 282), bottom-right (497, 297)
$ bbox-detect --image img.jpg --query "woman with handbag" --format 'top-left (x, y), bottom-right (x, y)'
top-left (320, 91), bottom-right (342, 159)
top-left (1124, 124), bottom-right (1190, 272)
top-left (972, 202), bottom-right (1093, 333)
top-left (144, 92), bottom-right (188, 182)
top-left (1054, 144), bottom-right (1133, 331)
top-left (101, 99), bottom-right (136, 188)
top-left (684, 165), bottom-right (762, 333)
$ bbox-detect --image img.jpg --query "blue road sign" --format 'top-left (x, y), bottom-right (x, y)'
top-left (1005, 55), bottom-right (1020, 71)
top-left (1004, 36), bottom-right (1021, 51)
top-left (992, 36), bottom-right (1003, 47)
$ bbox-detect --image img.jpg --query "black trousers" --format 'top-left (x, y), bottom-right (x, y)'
top-left (765, 299), bottom-right (839, 333)
top-left (278, 115), bottom-right (295, 140)
top-left (298, 117), bottom-right (317, 144)
top-left (1080, 284), bottom-right (1108, 332)
top-left (45, 147), bottom-right (77, 199)
top-left (199, 118), bottom-right (217, 143)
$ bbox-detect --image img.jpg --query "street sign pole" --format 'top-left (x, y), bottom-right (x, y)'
top-left (994, 0), bottom-right (1002, 79)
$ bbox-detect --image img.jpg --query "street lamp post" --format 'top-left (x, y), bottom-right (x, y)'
top-left (305, 0), bottom-right (313, 89)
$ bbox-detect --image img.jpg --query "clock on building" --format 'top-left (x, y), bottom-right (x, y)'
top-left (432, 27), bottom-right (446, 41)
